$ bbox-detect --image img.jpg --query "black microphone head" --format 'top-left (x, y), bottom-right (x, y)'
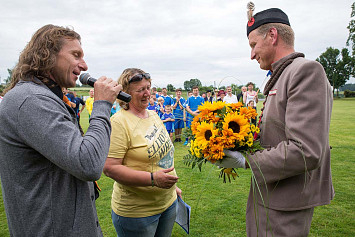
top-left (79, 73), bottom-right (91, 85)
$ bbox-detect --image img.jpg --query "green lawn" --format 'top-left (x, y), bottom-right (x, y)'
top-left (1, 98), bottom-right (354, 236)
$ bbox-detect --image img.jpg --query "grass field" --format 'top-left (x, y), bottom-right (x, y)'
top-left (0, 98), bottom-right (354, 236)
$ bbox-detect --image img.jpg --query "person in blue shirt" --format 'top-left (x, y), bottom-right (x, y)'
top-left (172, 88), bottom-right (186, 142)
top-left (160, 88), bottom-right (173, 106)
top-left (111, 99), bottom-right (120, 116)
top-left (63, 88), bottom-right (76, 109)
top-left (151, 87), bottom-right (159, 100)
top-left (73, 91), bottom-right (86, 135)
top-left (147, 97), bottom-right (158, 113)
top-left (156, 97), bottom-right (165, 118)
top-left (185, 86), bottom-right (204, 145)
top-left (161, 105), bottom-right (175, 141)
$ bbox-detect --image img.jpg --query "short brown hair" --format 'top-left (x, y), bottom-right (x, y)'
top-left (246, 82), bottom-right (254, 87)
top-left (257, 23), bottom-right (294, 47)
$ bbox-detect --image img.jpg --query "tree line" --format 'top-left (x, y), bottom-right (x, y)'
top-left (316, 2), bottom-right (355, 97)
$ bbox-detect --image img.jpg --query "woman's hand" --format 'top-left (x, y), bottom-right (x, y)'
top-left (153, 167), bottom-right (179, 189)
top-left (176, 186), bottom-right (182, 198)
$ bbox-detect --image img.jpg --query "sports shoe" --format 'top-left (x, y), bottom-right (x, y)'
top-left (183, 141), bottom-right (188, 145)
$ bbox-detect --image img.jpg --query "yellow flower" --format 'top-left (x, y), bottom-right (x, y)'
top-left (190, 140), bottom-right (195, 154)
top-left (246, 140), bottom-right (253, 147)
top-left (212, 101), bottom-right (226, 111)
top-left (239, 107), bottom-right (258, 120)
top-left (255, 126), bottom-right (260, 133)
top-left (229, 102), bottom-right (243, 111)
top-left (198, 101), bottom-right (215, 114)
top-left (222, 112), bottom-right (250, 142)
top-left (251, 124), bottom-right (256, 133)
top-left (195, 122), bottom-right (215, 149)
top-left (191, 116), bottom-right (201, 134)
top-left (194, 148), bottom-right (202, 158)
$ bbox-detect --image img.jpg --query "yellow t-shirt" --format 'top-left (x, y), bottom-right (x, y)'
top-left (85, 97), bottom-right (94, 115)
top-left (108, 109), bottom-right (177, 218)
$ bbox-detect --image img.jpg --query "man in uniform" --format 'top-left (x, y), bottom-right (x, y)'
top-left (223, 4), bottom-right (334, 236)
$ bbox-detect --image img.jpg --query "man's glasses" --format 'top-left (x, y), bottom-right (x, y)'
top-left (128, 73), bottom-right (151, 84)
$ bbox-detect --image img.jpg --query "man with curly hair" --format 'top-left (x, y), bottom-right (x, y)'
top-left (0, 24), bottom-right (122, 236)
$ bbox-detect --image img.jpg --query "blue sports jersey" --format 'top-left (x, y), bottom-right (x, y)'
top-left (186, 95), bottom-right (204, 126)
top-left (156, 104), bottom-right (165, 118)
top-left (172, 97), bottom-right (186, 120)
top-left (66, 93), bottom-right (75, 102)
top-left (186, 95), bottom-right (204, 112)
top-left (160, 95), bottom-right (174, 106)
top-left (161, 113), bottom-right (175, 131)
top-left (147, 104), bottom-right (157, 112)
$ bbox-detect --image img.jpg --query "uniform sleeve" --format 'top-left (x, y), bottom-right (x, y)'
top-left (18, 96), bottom-right (112, 181)
top-left (248, 61), bottom-right (332, 184)
top-left (186, 98), bottom-right (190, 107)
top-left (170, 98), bottom-right (174, 106)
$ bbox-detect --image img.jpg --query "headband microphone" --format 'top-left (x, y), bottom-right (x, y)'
top-left (79, 73), bottom-right (131, 103)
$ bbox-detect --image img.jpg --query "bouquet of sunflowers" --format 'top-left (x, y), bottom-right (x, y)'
top-left (183, 101), bottom-right (263, 182)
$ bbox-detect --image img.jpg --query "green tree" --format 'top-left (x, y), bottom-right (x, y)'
top-left (316, 47), bottom-right (352, 97)
top-left (346, 2), bottom-right (355, 77)
top-left (6, 68), bottom-right (13, 84)
top-left (167, 84), bottom-right (175, 92)
top-left (183, 78), bottom-right (202, 91)
top-left (346, 2), bottom-right (355, 56)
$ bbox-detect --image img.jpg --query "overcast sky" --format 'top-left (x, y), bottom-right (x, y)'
top-left (1, 0), bottom-right (354, 90)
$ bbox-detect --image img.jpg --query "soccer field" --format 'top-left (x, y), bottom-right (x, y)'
top-left (0, 98), bottom-right (354, 236)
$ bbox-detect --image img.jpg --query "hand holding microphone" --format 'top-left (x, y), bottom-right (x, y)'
top-left (79, 73), bottom-right (131, 103)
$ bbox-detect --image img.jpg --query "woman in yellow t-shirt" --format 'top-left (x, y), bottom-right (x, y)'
top-left (104, 68), bottom-right (182, 237)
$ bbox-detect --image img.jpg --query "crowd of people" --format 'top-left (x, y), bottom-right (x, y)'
top-left (72, 83), bottom-right (260, 145)
top-left (0, 3), bottom-right (334, 237)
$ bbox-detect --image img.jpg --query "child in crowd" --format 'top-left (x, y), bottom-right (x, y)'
top-left (161, 105), bottom-right (175, 141)
top-left (147, 97), bottom-right (157, 113)
top-left (247, 100), bottom-right (257, 125)
top-left (156, 97), bottom-right (165, 118)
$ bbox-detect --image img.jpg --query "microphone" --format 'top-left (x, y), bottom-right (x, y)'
top-left (79, 73), bottom-right (131, 102)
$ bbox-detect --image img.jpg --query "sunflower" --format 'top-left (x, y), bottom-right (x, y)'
top-left (195, 122), bottom-right (216, 149)
top-left (239, 107), bottom-right (258, 120)
top-left (250, 124), bottom-right (256, 133)
top-left (191, 116), bottom-right (201, 134)
top-left (198, 101), bottom-right (215, 114)
top-left (222, 112), bottom-right (250, 142)
top-left (229, 102), bottom-right (243, 111)
top-left (211, 101), bottom-right (226, 111)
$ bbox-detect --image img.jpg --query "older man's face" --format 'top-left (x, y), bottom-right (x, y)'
top-left (248, 30), bottom-right (274, 70)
